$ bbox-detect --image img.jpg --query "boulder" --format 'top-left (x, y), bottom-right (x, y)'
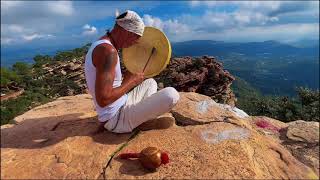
top-left (60, 69), bottom-right (67, 75)
top-left (66, 62), bottom-right (82, 71)
top-left (282, 120), bottom-right (319, 176)
top-left (286, 120), bottom-right (319, 143)
top-left (251, 117), bottom-right (319, 176)
top-left (171, 92), bottom-right (248, 126)
top-left (155, 56), bottom-right (236, 106)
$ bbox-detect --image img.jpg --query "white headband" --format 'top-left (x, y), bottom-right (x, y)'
top-left (116, 10), bottom-right (145, 36)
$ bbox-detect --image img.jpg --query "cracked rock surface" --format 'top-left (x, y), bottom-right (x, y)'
top-left (1, 93), bottom-right (319, 179)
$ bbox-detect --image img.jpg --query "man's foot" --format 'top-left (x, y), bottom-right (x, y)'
top-left (135, 113), bottom-right (175, 131)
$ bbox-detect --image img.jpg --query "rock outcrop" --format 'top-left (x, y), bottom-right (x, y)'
top-left (155, 56), bottom-right (236, 106)
top-left (41, 59), bottom-right (87, 95)
top-left (1, 93), bottom-right (319, 179)
top-left (250, 116), bottom-right (320, 176)
top-left (0, 88), bottom-right (24, 102)
top-left (283, 120), bottom-right (319, 175)
top-left (37, 55), bottom-right (235, 104)
top-left (171, 92), bottom-right (248, 126)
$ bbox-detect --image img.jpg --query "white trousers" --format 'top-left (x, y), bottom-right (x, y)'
top-left (104, 78), bottom-right (180, 133)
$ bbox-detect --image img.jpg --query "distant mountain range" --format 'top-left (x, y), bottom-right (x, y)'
top-left (288, 39), bottom-right (319, 48)
top-left (172, 40), bottom-right (319, 58)
top-left (1, 39), bottom-right (319, 96)
top-left (172, 40), bottom-right (319, 96)
top-left (2, 39), bottom-right (319, 67)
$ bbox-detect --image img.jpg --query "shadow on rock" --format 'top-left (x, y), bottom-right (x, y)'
top-left (113, 156), bottom-right (151, 176)
top-left (1, 113), bottom-right (131, 149)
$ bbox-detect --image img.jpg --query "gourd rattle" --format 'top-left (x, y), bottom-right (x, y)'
top-left (118, 147), bottom-right (169, 171)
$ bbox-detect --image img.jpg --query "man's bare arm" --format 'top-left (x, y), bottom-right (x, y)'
top-left (93, 44), bottom-right (143, 107)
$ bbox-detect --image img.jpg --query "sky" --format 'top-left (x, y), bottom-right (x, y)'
top-left (1, 1), bottom-right (319, 64)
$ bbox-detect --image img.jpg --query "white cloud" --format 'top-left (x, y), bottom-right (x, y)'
top-left (1, 0), bottom-right (318, 54)
top-left (1, 23), bottom-right (55, 44)
top-left (1, 1), bottom-right (75, 23)
top-left (165, 19), bottom-right (190, 34)
top-left (149, 2), bottom-right (318, 43)
top-left (237, 1), bottom-right (281, 11)
top-left (1, 1), bottom-right (149, 47)
top-left (143, 12), bottom-right (318, 43)
top-left (177, 10), bottom-right (279, 33)
top-left (82, 24), bottom-right (97, 36)
top-left (6, 24), bottom-right (24, 33)
top-left (189, 1), bottom-right (317, 20)
top-left (82, 24), bottom-right (91, 30)
top-left (47, 1), bottom-right (74, 16)
top-left (190, 1), bottom-right (219, 7)
top-left (143, 14), bottom-right (190, 35)
top-left (190, 1), bottom-right (280, 8)
top-left (22, 34), bottom-right (42, 41)
top-left (1, 1), bottom-right (23, 11)
top-left (1, 1), bottom-right (75, 46)
top-left (226, 23), bottom-right (319, 43)
top-left (182, 1), bottom-right (318, 42)
top-left (172, 23), bottom-right (319, 43)
top-left (22, 33), bottom-right (55, 41)
top-left (234, 11), bottom-right (279, 25)
top-left (1, 37), bottom-right (14, 45)
top-left (143, 15), bottom-right (164, 30)
top-left (1, 33), bottom-right (55, 44)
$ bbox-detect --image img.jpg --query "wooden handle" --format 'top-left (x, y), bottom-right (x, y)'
top-left (118, 152), bottom-right (140, 159)
top-left (142, 47), bottom-right (156, 73)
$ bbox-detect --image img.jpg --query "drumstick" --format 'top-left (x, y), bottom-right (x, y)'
top-left (143, 47), bottom-right (156, 73)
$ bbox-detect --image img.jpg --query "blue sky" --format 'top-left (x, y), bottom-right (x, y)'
top-left (1, 1), bottom-right (319, 64)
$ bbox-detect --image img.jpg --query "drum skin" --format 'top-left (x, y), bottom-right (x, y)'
top-left (122, 27), bottom-right (171, 78)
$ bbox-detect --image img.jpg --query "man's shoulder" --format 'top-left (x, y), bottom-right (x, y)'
top-left (92, 42), bottom-right (118, 67)
top-left (94, 42), bottom-right (116, 55)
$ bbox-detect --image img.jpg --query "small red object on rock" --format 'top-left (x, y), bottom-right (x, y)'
top-left (255, 120), bottom-right (280, 132)
top-left (118, 147), bottom-right (169, 171)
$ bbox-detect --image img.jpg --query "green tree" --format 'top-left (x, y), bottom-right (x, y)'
top-left (296, 87), bottom-right (319, 121)
top-left (12, 62), bottom-right (31, 76)
top-left (54, 51), bottom-right (74, 61)
top-left (11, 62), bottom-right (33, 88)
top-left (0, 67), bottom-right (20, 87)
top-left (33, 55), bottom-right (52, 68)
top-left (234, 78), bottom-right (319, 122)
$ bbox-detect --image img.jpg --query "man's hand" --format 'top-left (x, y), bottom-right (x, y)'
top-left (123, 71), bottom-right (145, 88)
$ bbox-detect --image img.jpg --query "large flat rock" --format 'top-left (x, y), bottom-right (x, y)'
top-left (1, 94), bottom-right (133, 179)
top-left (105, 118), bottom-right (317, 179)
top-left (1, 93), bottom-right (319, 179)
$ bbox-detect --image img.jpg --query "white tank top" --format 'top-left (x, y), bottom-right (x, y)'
top-left (84, 39), bottom-right (128, 122)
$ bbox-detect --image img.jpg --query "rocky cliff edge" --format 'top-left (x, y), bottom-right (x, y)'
top-left (1, 92), bottom-right (319, 179)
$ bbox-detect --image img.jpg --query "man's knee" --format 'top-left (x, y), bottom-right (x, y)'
top-left (162, 87), bottom-right (180, 107)
top-left (144, 78), bottom-right (157, 92)
top-left (144, 78), bottom-right (157, 88)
